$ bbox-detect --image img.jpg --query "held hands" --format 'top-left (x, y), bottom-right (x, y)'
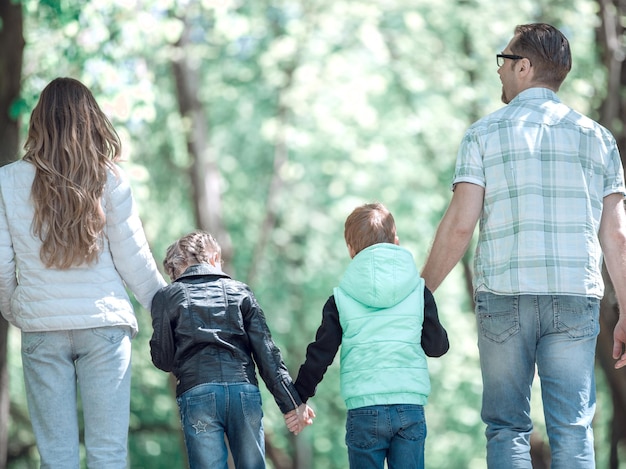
top-left (284, 403), bottom-right (315, 435)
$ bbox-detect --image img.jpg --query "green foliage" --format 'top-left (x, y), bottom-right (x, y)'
top-left (7, 0), bottom-right (616, 467)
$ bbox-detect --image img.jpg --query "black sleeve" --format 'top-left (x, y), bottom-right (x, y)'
top-left (421, 286), bottom-right (450, 357)
top-left (149, 287), bottom-right (177, 372)
top-left (243, 288), bottom-right (303, 414)
top-left (294, 295), bottom-right (342, 402)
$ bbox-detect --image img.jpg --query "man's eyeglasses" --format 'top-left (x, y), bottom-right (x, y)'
top-left (496, 54), bottom-right (524, 67)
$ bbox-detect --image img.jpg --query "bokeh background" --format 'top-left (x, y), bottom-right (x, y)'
top-left (2, 0), bottom-right (626, 467)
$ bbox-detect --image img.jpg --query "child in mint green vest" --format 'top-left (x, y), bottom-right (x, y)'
top-left (285, 202), bottom-right (449, 469)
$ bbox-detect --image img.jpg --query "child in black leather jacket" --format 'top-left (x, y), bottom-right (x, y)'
top-left (150, 230), bottom-right (314, 469)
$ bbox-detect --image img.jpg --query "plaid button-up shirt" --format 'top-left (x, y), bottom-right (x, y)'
top-left (454, 87), bottom-right (625, 297)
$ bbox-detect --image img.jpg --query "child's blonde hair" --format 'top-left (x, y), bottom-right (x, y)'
top-left (163, 231), bottom-right (221, 280)
top-left (344, 203), bottom-right (396, 256)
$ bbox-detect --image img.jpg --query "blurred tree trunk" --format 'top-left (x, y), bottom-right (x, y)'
top-left (170, 13), bottom-right (234, 468)
top-left (171, 13), bottom-right (233, 272)
top-left (0, 1), bottom-right (24, 468)
top-left (171, 10), bottom-right (296, 469)
top-left (596, 1), bottom-right (626, 468)
top-left (0, 0), bottom-right (23, 168)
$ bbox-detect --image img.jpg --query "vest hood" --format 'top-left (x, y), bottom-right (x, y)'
top-left (338, 243), bottom-right (420, 309)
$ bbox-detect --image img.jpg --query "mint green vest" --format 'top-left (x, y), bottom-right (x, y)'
top-left (335, 278), bottom-right (430, 410)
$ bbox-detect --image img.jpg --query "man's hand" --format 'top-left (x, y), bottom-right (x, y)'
top-left (613, 315), bottom-right (626, 369)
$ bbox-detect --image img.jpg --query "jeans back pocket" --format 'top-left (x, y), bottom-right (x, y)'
top-left (476, 294), bottom-right (520, 343)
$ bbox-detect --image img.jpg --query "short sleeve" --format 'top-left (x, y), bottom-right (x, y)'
top-left (452, 128), bottom-right (486, 190)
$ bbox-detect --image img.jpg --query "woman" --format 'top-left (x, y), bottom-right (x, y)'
top-left (0, 77), bottom-right (166, 468)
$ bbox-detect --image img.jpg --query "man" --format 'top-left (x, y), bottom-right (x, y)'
top-left (421, 23), bottom-right (626, 468)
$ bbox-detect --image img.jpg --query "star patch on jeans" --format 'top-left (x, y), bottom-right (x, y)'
top-left (192, 420), bottom-right (207, 434)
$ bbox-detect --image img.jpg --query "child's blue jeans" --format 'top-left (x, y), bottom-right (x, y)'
top-left (345, 404), bottom-right (426, 469)
top-left (177, 382), bottom-right (265, 469)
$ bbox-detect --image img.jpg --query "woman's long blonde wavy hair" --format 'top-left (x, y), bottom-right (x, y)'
top-left (23, 77), bottom-right (121, 269)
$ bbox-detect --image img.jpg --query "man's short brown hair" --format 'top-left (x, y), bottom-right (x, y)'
top-left (510, 23), bottom-right (571, 91)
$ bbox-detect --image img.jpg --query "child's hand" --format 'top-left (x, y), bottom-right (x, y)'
top-left (284, 409), bottom-right (300, 434)
top-left (300, 404), bottom-right (315, 427)
top-left (284, 403), bottom-right (315, 435)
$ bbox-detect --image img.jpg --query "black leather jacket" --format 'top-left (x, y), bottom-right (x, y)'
top-left (150, 264), bottom-right (302, 413)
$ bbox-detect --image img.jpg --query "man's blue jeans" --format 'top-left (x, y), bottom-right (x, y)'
top-left (475, 293), bottom-right (599, 468)
top-left (177, 382), bottom-right (265, 469)
top-left (345, 404), bottom-right (426, 469)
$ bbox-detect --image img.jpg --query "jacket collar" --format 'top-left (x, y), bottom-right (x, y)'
top-left (175, 263), bottom-right (230, 281)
